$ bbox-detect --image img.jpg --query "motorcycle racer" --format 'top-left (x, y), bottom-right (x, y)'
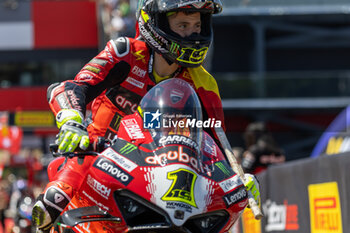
top-left (32, 0), bottom-right (260, 232)
top-left (48, 0), bottom-right (225, 153)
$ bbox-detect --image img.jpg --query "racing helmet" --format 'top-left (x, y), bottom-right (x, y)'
top-left (136, 0), bottom-right (222, 67)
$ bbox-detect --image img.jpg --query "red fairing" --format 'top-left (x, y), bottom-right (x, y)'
top-left (45, 112), bottom-right (247, 233)
top-left (47, 157), bottom-right (66, 182)
top-left (52, 111), bottom-right (247, 232)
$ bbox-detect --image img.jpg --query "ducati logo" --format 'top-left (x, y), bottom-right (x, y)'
top-left (170, 89), bottom-right (184, 104)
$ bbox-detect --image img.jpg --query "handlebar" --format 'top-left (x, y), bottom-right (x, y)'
top-left (49, 137), bottom-right (111, 158)
top-left (49, 143), bottom-right (99, 158)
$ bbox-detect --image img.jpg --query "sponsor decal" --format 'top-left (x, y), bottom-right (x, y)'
top-left (146, 19), bottom-right (168, 45)
top-left (119, 143), bottom-right (137, 154)
top-left (166, 202), bottom-right (193, 213)
top-left (178, 1), bottom-right (206, 8)
top-left (169, 42), bottom-right (180, 54)
top-left (102, 147), bottom-right (137, 172)
top-left (325, 135), bottom-right (350, 155)
top-left (83, 65), bottom-right (101, 74)
top-left (132, 50), bottom-right (146, 64)
top-left (109, 113), bottom-right (123, 131)
top-left (115, 95), bottom-right (138, 113)
top-left (223, 187), bottom-right (247, 208)
top-left (86, 174), bottom-right (111, 200)
top-left (79, 73), bottom-right (94, 81)
top-left (308, 182), bottom-right (342, 233)
top-left (145, 146), bottom-right (201, 172)
top-left (122, 118), bottom-right (145, 139)
top-left (93, 157), bottom-right (133, 186)
top-left (218, 175), bottom-right (241, 193)
top-left (182, 71), bottom-right (192, 81)
top-left (89, 58), bottom-right (107, 67)
top-left (14, 111), bottom-right (54, 127)
top-left (82, 190), bottom-right (109, 211)
top-left (131, 65), bottom-right (147, 78)
top-left (159, 135), bottom-right (199, 151)
top-left (263, 199), bottom-right (299, 231)
top-left (67, 90), bottom-right (81, 110)
top-left (162, 168), bottom-right (197, 208)
top-left (170, 89), bottom-right (184, 104)
top-left (57, 94), bottom-right (70, 109)
top-left (215, 162), bottom-right (231, 177)
top-left (139, 22), bottom-right (168, 53)
top-left (105, 47), bottom-right (115, 63)
top-left (203, 136), bottom-right (217, 158)
top-left (126, 77), bottom-right (145, 89)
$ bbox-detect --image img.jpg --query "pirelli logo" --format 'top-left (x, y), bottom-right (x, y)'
top-left (14, 111), bottom-right (55, 127)
top-left (308, 182), bottom-right (343, 233)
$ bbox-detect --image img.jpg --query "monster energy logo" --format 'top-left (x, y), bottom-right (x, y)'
top-left (215, 162), bottom-right (231, 176)
top-left (120, 143), bottom-right (137, 154)
top-left (170, 42), bottom-right (180, 53)
top-left (112, 115), bottom-right (122, 129)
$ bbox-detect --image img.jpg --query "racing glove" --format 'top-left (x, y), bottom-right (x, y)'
top-left (244, 173), bottom-right (260, 206)
top-left (55, 109), bottom-right (89, 152)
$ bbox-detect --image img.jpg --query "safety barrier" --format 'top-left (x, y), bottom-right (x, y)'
top-left (239, 152), bottom-right (350, 233)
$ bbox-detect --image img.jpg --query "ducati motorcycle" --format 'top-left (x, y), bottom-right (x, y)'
top-left (47, 78), bottom-right (249, 233)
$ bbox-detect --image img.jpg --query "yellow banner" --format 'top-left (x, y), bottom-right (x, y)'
top-left (14, 111), bottom-right (55, 127)
top-left (308, 182), bottom-right (343, 233)
top-left (241, 207), bottom-right (261, 233)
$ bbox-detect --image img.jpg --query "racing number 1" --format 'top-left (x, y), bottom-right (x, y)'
top-left (162, 169), bottom-right (197, 208)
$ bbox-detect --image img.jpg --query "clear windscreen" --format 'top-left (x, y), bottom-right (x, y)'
top-left (140, 78), bottom-right (203, 152)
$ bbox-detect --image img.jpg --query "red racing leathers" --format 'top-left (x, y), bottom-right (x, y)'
top-left (42, 37), bottom-right (226, 226)
top-left (48, 37), bottom-right (225, 143)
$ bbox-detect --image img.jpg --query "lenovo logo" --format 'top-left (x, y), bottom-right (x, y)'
top-left (93, 157), bottom-right (133, 186)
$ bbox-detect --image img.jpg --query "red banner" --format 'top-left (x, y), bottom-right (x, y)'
top-left (0, 125), bottom-right (23, 155)
top-left (32, 0), bottom-right (98, 49)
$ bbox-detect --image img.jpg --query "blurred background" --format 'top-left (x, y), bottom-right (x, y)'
top-left (0, 0), bottom-right (349, 232)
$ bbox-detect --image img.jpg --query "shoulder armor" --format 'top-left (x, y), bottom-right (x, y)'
top-left (110, 37), bottom-right (130, 57)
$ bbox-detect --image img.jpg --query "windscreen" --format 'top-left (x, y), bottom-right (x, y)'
top-left (140, 78), bottom-right (203, 152)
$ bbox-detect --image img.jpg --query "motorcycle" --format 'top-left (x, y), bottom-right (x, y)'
top-left (47, 78), bottom-right (249, 233)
